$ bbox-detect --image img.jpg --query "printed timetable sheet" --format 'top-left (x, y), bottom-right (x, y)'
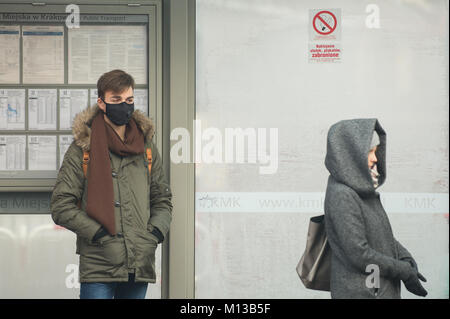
top-left (89, 89), bottom-right (99, 107)
top-left (28, 89), bottom-right (57, 130)
top-left (22, 26), bottom-right (64, 84)
top-left (134, 89), bottom-right (148, 115)
top-left (68, 25), bottom-right (147, 84)
top-left (0, 135), bottom-right (26, 170)
top-left (28, 135), bottom-right (56, 170)
top-left (0, 25), bottom-right (20, 84)
top-left (0, 89), bottom-right (25, 130)
top-left (59, 89), bottom-right (88, 130)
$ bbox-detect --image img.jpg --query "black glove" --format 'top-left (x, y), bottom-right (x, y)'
top-left (417, 272), bottom-right (427, 282)
top-left (403, 273), bottom-right (428, 297)
top-left (402, 257), bottom-right (428, 286)
top-left (150, 226), bottom-right (164, 243)
top-left (92, 226), bottom-right (109, 242)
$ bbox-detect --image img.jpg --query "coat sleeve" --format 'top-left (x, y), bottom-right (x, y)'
top-left (325, 189), bottom-right (414, 281)
top-left (394, 238), bottom-right (413, 260)
top-left (147, 140), bottom-right (173, 241)
top-left (50, 142), bottom-right (102, 242)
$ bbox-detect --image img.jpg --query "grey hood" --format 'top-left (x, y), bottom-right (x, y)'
top-left (325, 118), bottom-right (387, 197)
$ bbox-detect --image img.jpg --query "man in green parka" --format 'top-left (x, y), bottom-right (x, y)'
top-left (50, 69), bottom-right (173, 299)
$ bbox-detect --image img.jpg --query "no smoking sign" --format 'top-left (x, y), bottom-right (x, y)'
top-left (313, 10), bottom-right (337, 35)
top-left (308, 8), bottom-right (342, 63)
top-left (309, 8), bottom-right (341, 41)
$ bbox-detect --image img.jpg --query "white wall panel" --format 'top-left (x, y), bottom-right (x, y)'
top-left (195, 0), bottom-right (449, 299)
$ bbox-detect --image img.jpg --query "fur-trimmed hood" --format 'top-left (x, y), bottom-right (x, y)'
top-left (72, 105), bottom-right (155, 152)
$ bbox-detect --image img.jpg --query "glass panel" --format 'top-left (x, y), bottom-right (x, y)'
top-left (0, 8), bottom-right (160, 298)
top-left (0, 214), bottom-right (78, 298)
top-left (0, 214), bottom-right (162, 298)
top-left (195, 0), bottom-right (449, 298)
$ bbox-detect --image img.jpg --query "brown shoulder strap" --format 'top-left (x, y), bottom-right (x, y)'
top-left (146, 147), bottom-right (152, 175)
top-left (82, 148), bottom-right (151, 178)
top-left (82, 151), bottom-right (89, 178)
top-left (77, 151), bottom-right (90, 208)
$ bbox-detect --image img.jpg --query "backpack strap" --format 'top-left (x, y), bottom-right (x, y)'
top-left (77, 151), bottom-right (90, 209)
top-left (82, 151), bottom-right (90, 178)
top-left (81, 148), bottom-right (152, 178)
top-left (146, 147), bottom-right (152, 175)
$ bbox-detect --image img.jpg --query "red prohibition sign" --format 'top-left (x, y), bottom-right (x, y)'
top-left (313, 10), bottom-right (337, 35)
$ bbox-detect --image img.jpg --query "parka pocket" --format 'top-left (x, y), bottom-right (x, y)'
top-left (79, 236), bottom-right (126, 278)
top-left (134, 228), bottom-right (158, 280)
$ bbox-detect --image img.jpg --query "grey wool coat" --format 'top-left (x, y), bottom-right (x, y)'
top-left (324, 119), bottom-right (417, 299)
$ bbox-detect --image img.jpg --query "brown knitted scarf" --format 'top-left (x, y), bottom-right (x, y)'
top-left (85, 111), bottom-right (145, 235)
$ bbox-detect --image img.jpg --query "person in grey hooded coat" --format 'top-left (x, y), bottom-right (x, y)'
top-left (324, 118), bottom-right (428, 299)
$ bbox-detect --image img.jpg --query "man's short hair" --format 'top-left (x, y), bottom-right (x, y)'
top-left (97, 69), bottom-right (135, 99)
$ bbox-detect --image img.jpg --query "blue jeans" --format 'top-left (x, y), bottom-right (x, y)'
top-left (80, 273), bottom-right (148, 299)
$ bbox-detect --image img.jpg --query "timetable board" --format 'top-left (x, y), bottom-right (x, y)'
top-left (0, 4), bottom-right (159, 191)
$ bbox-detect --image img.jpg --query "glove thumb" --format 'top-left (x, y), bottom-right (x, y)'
top-left (418, 272), bottom-right (427, 282)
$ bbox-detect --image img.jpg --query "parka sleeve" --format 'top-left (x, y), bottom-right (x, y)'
top-left (50, 142), bottom-right (102, 242)
top-left (325, 189), bottom-right (415, 281)
top-left (147, 140), bottom-right (173, 240)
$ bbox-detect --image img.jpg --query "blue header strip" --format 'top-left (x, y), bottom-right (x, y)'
top-left (0, 31), bottom-right (19, 35)
top-left (23, 31), bottom-right (63, 36)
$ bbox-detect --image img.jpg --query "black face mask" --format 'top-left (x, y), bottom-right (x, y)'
top-left (101, 99), bottom-right (134, 126)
